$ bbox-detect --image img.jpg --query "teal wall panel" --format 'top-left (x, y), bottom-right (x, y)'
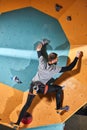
top-left (0, 7), bottom-right (70, 91)
top-left (25, 123), bottom-right (65, 130)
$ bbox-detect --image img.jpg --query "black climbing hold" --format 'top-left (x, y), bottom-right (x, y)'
top-left (55, 4), bottom-right (63, 11)
top-left (66, 16), bottom-right (72, 21)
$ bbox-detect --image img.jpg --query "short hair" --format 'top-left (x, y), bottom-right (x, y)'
top-left (48, 53), bottom-right (58, 62)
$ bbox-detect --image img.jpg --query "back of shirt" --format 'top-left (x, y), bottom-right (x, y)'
top-left (32, 56), bottom-right (61, 84)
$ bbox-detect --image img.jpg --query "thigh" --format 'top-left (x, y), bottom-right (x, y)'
top-left (29, 82), bottom-right (34, 93)
top-left (47, 84), bottom-right (62, 93)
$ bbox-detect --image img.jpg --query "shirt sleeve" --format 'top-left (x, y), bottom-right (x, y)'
top-left (37, 51), bottom-right (46, 69)
top-left (37, 51), bottom-right (42, 58)
top-left (59, 57), bottom-right (78, 72)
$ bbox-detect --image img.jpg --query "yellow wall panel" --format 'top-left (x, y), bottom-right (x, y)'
top-left (0, 0), bottom-right (30, 13)
top-left (0, 83), bottom-right (23, 123)
top-left (59, 0), bottom-right (87, 45)
top-left (0, 0), bottom-right (87, 128)
top-left (31, 0), bottom-right (76, 19)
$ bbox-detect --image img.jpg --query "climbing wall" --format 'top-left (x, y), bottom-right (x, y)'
top-left (0, 0), bottom-right (87, 130)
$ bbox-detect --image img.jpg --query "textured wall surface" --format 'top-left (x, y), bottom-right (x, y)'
top-left (0, 0), bottom-right (87, 130)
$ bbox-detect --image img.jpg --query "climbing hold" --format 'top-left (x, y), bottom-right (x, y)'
top-left (21, 112), bottom-right (32, 124)
top-left (41, 38), bottom-right (50, 45)
top-left (66, 16), bottom-right (72, 21)
top-left (55, 4), bottom-right (63, 11)
top-left (11, 76), bottom-right (22, 84)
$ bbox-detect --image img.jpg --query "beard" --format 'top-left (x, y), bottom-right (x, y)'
top-left (53, 62), bottom-right (57, 65)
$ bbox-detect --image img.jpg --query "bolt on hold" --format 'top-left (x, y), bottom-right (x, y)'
top-left (66, 16), bottom-right (72, 21)
top-left (11, 76), bottom-right (22, 84)
top-left (55, 4), bottom-right (63, 11)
